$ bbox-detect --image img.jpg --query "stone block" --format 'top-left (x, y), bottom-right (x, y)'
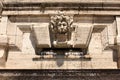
top-left (15, 35), bottom-right (23, 50)
top-left (8, 36), bottom-right (15, 45)
top-left (3, 0), bottom-right (120, 4)
top-left (81, 61), bottom-right (92, 69)
top-left (90, 50), bottom-right (116, 59)
top-left (33, 24), bottom-right (51, 48)
top-left (7, 22), bottom-right (17, 36)
top-left (116, 36), bottom-right (120, 44)
top-left (41, 60), bottom-right (67, 69)
top-left (89, 28), bottom-right (103, 54)
top-left (6, 52), bottom-right (37, 69)
top-left (0, 35), bottom-right (8, 67)
top-left (91, 61), bottom-right (117, 69)
top-left (94, 16), bottom-right (114, 23)
top-left (116, 16), bottom-right (120, 41)
top-left (16, 26), bottom-right (23, 36)
top-left (73, 26), bottom-right (93, 48)
top-left (22, 33), bottom-right (35, 54)
top-left (0, 47), bottom-right (8, 67)
top-left (0, 35), bottom-right (8, 46)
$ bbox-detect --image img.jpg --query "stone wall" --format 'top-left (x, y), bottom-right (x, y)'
top-left (0, 0), bottom-right (119, 69)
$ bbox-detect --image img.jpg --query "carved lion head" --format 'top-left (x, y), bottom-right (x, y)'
top-left (50, 14), bottom-right (73, 34)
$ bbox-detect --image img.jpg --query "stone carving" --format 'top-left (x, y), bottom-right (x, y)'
top-left (50, 14), bottom-right (73, 34)
top-left (0, 1), bottom-right (119, 69)
top-left (50, 14), bottom-right (74, 47)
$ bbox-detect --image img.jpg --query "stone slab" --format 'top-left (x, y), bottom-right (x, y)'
top-left (33, 24), bottom-right (51, 48)
top-left (4, 10), bottom-right (120, 16)
top-left (5, 52), bottom-right (117, 69)
top-left (3, 0), bottom-right (120, 4)
top-left (73, 26), bottom-right (93, 48)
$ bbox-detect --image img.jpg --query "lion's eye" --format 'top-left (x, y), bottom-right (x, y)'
top-left (63, 23), bottom-right (67, 26)
top-left (63, 24), bottom-right (65, 26)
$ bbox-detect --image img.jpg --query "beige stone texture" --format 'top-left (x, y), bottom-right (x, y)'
top-left (0, 35), bottom-right (8, 67)
top-left (0, 16), bottom-right (8, 35)
top-left (0, 1), bottom-right (119, 69)
top-left (73, 26), bottom-right (93, 48)
top-left (6, 52), bottom-right (117, 69)
top-left (0, 35), bottom-right (8, 46)
top-left (0, 46), bottom-right (8, 66)
top-left (33, 24), bottom-right (51, 48)
top-left (107, 21), bottom-right (117, 46)
top-left (3, 0), bottom-right (120, 4)
top-left (3, 15), bottom-right (118, 69)
top-left (21, 33), bottom-right (35, 54)
top-left (116, 16), bottom-right (120, 44)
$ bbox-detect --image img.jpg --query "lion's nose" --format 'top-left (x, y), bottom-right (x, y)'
top-left (61, 25), bottom-right (64, 29)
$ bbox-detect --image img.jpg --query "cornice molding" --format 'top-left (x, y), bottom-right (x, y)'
top-left (3, 2), bottom-right (120, 10)
top-left (2, 0), bottom-right (120, 16)
top-left (3, 0), bottom-right (120, 4)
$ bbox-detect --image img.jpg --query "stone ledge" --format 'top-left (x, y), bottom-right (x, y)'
top-left (3, 0), bottom-right (120, 4)
top-left (3, 10), bottom-right (120, 16)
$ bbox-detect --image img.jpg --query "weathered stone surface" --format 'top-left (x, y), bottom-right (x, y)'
top-left (6, 52), bottom-right (117, 69)
top-left (0, 47), bottom-right (8, 67)
top-left (0, 35), bottom-right (8, 67)
top-left (0, 16), bottom-right (8, 35)
top-left (33, 24), bottom-right (51, 48)
top-left (22, 33), bottom-right (35, 54)
top-left (116, 17), bottom-right (120, 44)
top-left (0, 35), bottom-right (8, 46)
top-left (0, 1), bottom-right (119, 69)
top-left (73, 26), bottom-right (93, 48)
top-left (3, 0), bottom-right (120, 3)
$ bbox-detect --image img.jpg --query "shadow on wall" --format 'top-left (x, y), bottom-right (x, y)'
top-left (30, 32), bottom-right (37, 53)
top-left (32, 55), bottom-right (91, 67)
top-left (112, 50), bottom-right (118, 62)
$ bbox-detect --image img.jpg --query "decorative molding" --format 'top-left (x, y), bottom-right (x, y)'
top-left (50, 14), bottom-right (75, 47)
top-left (50, 14), bottom-right (73, 34)
top-left (3, 1), bottom-right (120, 16)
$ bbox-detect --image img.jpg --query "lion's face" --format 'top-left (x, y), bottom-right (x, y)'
top-left (57, 21), bottom-right (68, 33)
top-left (50, 14), bottom-right (73, 34)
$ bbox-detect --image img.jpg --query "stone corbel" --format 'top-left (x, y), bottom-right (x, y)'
top-left (17, 25), bottom-right (35, 54)
top-left (0, 35), bottom-right (8, 67)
